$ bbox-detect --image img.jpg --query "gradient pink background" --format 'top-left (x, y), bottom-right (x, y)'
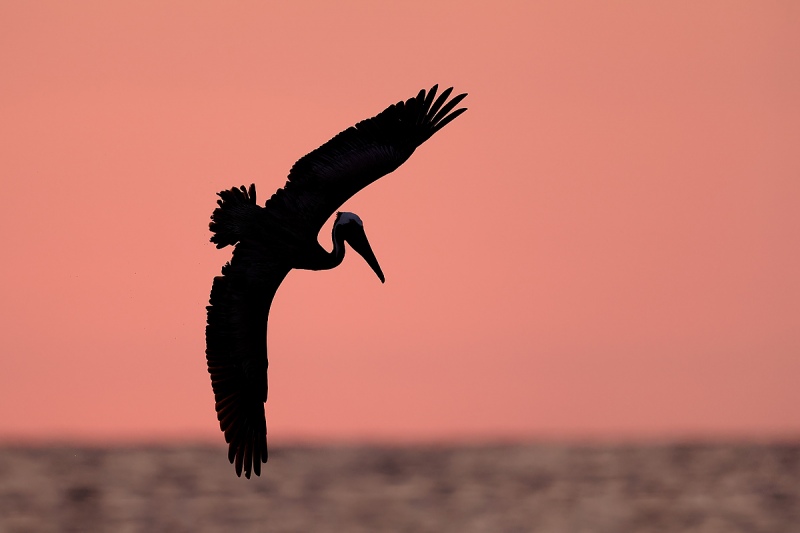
top-left (1, 2), bottom-right (798, 444)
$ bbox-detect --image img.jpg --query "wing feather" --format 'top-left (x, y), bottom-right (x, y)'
top-left (205, 251), bottom-right (289, 478)
top-left (264, 85), bottom-right (467, 239)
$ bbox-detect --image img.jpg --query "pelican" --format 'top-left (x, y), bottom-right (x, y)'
top-left (206, 85), bottom-right (467, 478)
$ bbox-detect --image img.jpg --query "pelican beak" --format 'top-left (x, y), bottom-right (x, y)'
top-left (348, 229), bottom-right (385, 283)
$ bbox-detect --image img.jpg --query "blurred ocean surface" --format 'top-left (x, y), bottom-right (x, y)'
top-left (0, 443), bottom-right (797, 532)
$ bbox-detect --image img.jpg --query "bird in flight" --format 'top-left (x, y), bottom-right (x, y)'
top-left (205, 85), bottom-right (467, 478)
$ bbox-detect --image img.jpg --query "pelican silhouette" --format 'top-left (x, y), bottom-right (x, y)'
top-left (205, 85), bottom-right (467, 477)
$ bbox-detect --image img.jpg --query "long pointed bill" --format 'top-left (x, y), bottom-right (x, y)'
top-left (347, 229), bottom-right (385, 283)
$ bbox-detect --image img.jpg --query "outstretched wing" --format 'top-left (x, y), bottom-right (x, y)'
top-left (264, 85), bottom-right (467, 239)
top-left (205, 247), bottom-right (290, 478)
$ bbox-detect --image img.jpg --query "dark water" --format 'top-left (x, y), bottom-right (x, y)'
top-left (0, 443), bottom-right (797, 532)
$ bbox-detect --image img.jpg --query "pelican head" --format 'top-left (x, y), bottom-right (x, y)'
top-left (334, 212), bottom-right (385, 283)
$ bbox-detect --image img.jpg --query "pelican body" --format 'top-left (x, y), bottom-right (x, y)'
top-left (206, 85), bottom-right (467, 477)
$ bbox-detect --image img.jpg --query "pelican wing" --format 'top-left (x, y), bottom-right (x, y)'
top-left (205, 246), bottom-right (290, 478)
top-left (264, 85), bottom-right (467, 237)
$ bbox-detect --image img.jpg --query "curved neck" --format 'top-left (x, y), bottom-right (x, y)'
top-left (326, 223), bottom-right (346, 268)
top-left (296, 224), bottom-right (347, 272)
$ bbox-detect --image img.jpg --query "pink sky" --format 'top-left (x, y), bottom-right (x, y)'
top-left (1, 2), bottom-right (798, 444)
